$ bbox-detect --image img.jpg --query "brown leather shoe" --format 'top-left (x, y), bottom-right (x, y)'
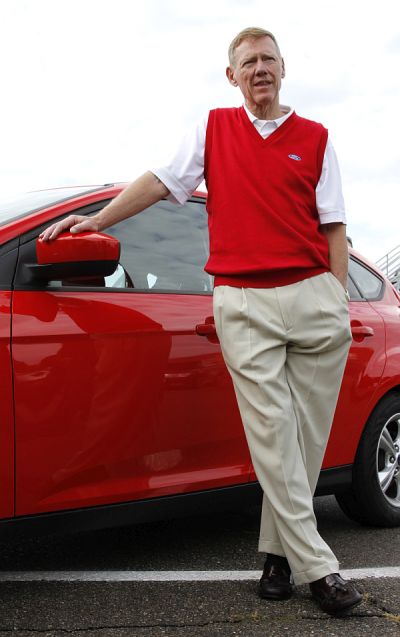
top-left (259, 556), bottom-right (294, 600)
top-left (309, 573), bottom-right (362, 615)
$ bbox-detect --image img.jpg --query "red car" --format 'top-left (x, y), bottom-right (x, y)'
top-left (1, 184), bottom-right (399, 538)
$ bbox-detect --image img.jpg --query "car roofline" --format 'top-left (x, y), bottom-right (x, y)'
top-left (0, 185), bottom-right (207, 245)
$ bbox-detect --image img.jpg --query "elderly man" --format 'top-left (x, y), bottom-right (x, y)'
top-left (41, 27), bottom-right (362, 616)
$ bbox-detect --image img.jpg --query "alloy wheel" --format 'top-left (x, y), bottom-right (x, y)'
top-left (376, 413), bottom-right (400, 508)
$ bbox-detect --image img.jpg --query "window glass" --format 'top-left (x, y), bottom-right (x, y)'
top-left (0, 186), bottom-right (105, 227)
top-left (348, 258), bottom-right (383, 300)
top-left (105, 198), bottom-right (212, 293)
top-left (346, 274), bottom-right (362, 301)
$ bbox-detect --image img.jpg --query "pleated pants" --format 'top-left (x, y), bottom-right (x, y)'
top-left (212, 272), bottom-right (352, 585)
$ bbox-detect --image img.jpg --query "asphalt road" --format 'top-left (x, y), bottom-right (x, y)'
top-left (0, 495), bottom-right (399, 636)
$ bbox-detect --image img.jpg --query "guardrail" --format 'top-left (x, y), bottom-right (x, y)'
top-left (376, 246), bottom-right (400, 287)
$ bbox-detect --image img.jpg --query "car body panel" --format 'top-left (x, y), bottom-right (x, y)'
top-left (0, 291), bottom-right (15, 518)
top-left (12, 290), bottom-right (250, 515)
top-left (321, 299), bottom-right (386, 467)
top-left (368, 281), bottom-right (400, 399)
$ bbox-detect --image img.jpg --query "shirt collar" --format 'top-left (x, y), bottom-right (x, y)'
top-left (243, 104), bottom-right (294, 127)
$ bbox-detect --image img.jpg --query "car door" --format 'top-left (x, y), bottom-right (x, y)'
top-left (12, 197), bottom-right (251, 516)
top-left (322, 256), bottom-right (387, 468)
top-left (0, 239), bottom-right (18, 518)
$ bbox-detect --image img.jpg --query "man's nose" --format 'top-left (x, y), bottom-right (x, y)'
top-left (254, 60), bottom-right (268, 74)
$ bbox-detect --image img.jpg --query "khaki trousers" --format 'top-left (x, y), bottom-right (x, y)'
top-left (213, 272), bottom-right (352, 585)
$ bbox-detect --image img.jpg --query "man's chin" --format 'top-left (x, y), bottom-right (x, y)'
top-left (253, 95), bottom-right (275, 108)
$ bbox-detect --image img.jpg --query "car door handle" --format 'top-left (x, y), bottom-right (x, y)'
top-left (196, 322), bottom-right (217, 336)
top-left (351, 325), bottom-right (374, 338)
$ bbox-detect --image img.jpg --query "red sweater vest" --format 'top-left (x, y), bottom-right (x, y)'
top-left (204, 107), bottom-right (330, 288)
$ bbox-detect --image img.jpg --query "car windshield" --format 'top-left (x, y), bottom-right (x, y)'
top-left (0, 186), bottom-right (106, 227)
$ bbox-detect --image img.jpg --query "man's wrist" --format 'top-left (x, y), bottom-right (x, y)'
top-left (331, 271), bottom-right (347, 290)
top-left (92, 212), bottom-right (105, 232)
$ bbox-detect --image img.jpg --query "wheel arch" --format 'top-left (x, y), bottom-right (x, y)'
top-left (335, 388), bottom-right (400, 527)
top-left (349, 383), bottom-right (400, 458)
top-left (363, 382), bottom-right (400, 427)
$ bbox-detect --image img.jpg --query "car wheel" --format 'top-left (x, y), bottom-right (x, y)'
top-left (335, 392), bottom-right (400, 527)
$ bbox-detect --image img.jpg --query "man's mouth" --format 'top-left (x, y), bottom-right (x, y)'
top-left (254, 80), bottom-right (272, 87)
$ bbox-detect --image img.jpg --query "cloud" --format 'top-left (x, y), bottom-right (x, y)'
top-left (387, 33), bottom-right (400, 53)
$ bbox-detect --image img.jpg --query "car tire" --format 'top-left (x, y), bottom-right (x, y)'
top-left (335, 392), bottom-right (400, 527)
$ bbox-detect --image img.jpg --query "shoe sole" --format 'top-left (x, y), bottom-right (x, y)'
top-left (259, 588), bottom-right (293, 601)
top-left (318, 595), bottom-right (363, 616)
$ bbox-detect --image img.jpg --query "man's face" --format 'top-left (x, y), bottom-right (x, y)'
top-left (226, 36), bottom-right (285, 115)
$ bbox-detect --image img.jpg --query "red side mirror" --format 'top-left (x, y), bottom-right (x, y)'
top-left (37, 232), bottom-right (120, 265)
top-left (30, 232), bottom-right (121, 283)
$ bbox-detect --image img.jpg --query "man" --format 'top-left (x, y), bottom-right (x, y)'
top-left (41, 27), bottom-right (362, 616)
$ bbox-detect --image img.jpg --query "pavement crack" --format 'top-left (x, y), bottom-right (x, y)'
top-left (382, 612), bottom-right (400, 623)
top-left (0, 616), bottom-right (248, 634)
top-left (302, 611), bottom-right (385, 619)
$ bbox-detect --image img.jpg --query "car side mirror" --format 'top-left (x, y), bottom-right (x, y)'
top-left (18, 232), bottom-right (121, 285)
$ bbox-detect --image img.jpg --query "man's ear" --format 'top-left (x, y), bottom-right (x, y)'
top-left (281, 58), bottom-right (286, 79)
top-left (226, 66), bottom-right (238, 86)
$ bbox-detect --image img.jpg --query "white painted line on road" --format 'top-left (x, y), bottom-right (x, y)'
top-left (0, 567), bottom-right (399, 582)
top-left (342, 567), bottom-right (400, 580)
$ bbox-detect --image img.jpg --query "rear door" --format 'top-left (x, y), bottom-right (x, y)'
top-left (322, 256), bottom-right (387, 468)
top-left (12, 197), bottom-right (251, 516)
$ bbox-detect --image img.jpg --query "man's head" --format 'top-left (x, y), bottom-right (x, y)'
top-left (226, 27), bottom-right (285, 119)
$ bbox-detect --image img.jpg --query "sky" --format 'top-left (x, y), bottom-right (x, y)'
top-left (1, 0), bottom-right (399, 262)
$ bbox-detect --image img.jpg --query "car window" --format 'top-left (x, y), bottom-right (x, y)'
top-left (106, 199), bottom-right (212, 293)
top-left (46, 198), bottom-right (212, 293)
top-left (346, 273), bottom-right (362, 301)
top-left (348, 258), bottom-right (383, 300)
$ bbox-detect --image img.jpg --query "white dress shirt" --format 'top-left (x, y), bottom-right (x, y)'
top-left (152, 105), bottom-right (346, 225)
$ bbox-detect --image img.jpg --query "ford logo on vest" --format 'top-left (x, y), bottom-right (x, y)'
top-left (288, 154), bottom-right (302, 161)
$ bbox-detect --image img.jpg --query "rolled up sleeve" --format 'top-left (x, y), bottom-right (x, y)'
top-left (151, 114), bottom-right (208, 205)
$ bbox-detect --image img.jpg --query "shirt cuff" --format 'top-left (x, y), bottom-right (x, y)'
top-left (150, 168), bottom-right (190, 205)
top-left (319, 211), bottom-right (347, 224)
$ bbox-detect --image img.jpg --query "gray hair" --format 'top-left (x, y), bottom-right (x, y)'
top-left (228, 27), bottom-right (282, 66)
